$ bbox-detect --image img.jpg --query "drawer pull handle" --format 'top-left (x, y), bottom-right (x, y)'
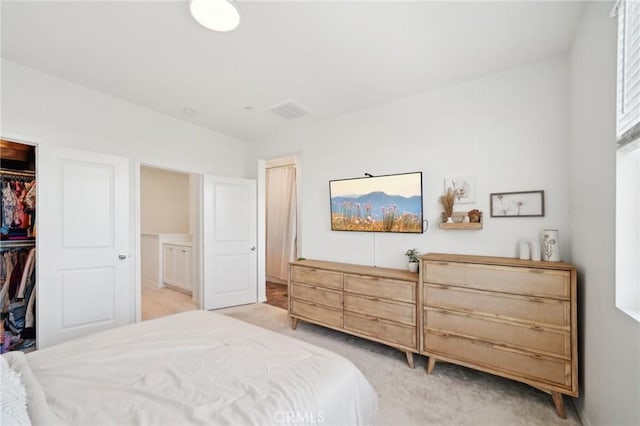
top-left (530, 326), bottom-right (543, 331)
top-left (529, 270), bottom-right (544, 274)
top-left (354, 274), bottom-right (375, 279)
top-left (530, 298), bottom-right (544, 303)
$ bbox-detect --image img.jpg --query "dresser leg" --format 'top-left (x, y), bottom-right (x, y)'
top-left (551, 392), bottom-right (566, 419)
top-left (291, 317), bottom-right (298, 330)
top-left (426, 357), bottom-right (437, 375)
top-left (404, 351), bottom-right (414, 368)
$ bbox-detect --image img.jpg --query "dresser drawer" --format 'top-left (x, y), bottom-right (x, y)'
top-left (424, 285), bottom-right (569, 327)
top-left (344, 294), bottom-right (415, 325)
top-left (290, 299), bottom-right (343, 328)
top-left (345, 312), bottom-right (417, 349)
top-left (291, 266), bottom-right (343, 289)
top-left (423, 261), bottom-right (570, 299)
top-left (424, 308), bottom-right (570, 357)
top-left (344, 274), bottom-right (416, 303)
top-left (425, 332), bottom-right (571, 387)
top-left (290, 282), bottom-right (342, 309)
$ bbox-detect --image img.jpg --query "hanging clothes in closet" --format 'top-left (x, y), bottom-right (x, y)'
top-left (1, 176), bottom-right (36, 241)
top-left (1, 141), bottom-right (37, 353)
top-left (0, 245), bottom-right (36, 352)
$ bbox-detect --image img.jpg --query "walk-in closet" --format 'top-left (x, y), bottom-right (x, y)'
top-left (1, 139), bottom-right (37, 353)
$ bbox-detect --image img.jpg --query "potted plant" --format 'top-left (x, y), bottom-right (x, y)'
top-left (405, 248), bottom-right (421, 272)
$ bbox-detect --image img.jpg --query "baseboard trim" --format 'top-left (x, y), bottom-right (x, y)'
top-left (142, 278), bottom-right (161, 289)
top-left (575, 401), bottom-right (592, 426)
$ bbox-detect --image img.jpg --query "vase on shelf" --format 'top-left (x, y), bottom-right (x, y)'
top-left (446, 217), bottom-right (454, 223)
top-left (529, 240), bottom-right (541, 261)
top-left (542, 229), bottom-right (560, 261)
top-left (408, 261), bottom-right (419, 273)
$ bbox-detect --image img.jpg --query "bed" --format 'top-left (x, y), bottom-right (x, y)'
top-left (1, 310), bottom-right (378, 425)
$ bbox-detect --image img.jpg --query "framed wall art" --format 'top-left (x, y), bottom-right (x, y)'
top-left (444, 176), bottom-right (476, 204)
top-left (490, 190), bottom-right (545, 217)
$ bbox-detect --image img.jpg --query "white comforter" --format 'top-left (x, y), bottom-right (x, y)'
top-left (4, 310), bottom-right (377, 425)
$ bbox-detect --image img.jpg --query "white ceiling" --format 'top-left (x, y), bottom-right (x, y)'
top-left (1, 1), bottom-right (586, 142)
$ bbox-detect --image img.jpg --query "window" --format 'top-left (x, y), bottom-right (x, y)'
top-left (615, 0), bottom-right (640, 321)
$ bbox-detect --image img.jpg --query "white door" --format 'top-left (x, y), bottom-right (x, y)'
top-left (203, 176), bottom-right (257, 310)
top-left (38, 145), bottom-right (132, 348)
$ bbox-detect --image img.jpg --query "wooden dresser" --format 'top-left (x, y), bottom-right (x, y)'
top-left (421, 253), bottom-right (578, 418)
top-left (289, 259), bottom-right (419, 367)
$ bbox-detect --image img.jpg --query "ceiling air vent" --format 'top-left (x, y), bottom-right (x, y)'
top-left (269, 100), bottom-right (311, 120)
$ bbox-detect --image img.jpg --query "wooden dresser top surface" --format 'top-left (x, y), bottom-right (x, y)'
top-left (290, 259), bottom-right (419, 281)
top-left (422, 253), bottom-right (575, 271)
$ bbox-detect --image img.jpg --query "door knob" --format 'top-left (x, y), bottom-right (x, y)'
top-left (118, 254), bottom-right (128, 260)
top-left (250, 246), bottom-right (256, 251)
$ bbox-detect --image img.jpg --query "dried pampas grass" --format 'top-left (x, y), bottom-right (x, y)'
top-left (439, 188), bottom-right (456, 218)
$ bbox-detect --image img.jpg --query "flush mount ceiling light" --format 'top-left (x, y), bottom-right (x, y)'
top-left (189, 0), bottom-right (240, 32)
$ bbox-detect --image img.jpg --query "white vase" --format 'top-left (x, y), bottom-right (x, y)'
top-left (529, 240), bottom-right (541, 261)
top-left (409, 262), bottom-right (419, 273)
top-left (446, 217), bottom-right (454, 223)
top-left (542, 229), bottom-right (560, 262)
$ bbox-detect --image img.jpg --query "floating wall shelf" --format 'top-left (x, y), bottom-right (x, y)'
top-left (439, 211), bottom-right (483, 230)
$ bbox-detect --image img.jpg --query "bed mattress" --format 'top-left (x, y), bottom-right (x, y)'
top-left (3, 310), bottom-right (377, 425)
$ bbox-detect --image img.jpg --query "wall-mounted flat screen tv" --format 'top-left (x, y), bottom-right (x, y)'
top-left (329, 171), bottom-right (423, 233)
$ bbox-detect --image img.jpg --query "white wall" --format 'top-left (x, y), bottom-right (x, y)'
top-left (249, 54), bottom-right (571, 269)
top-left (1, 59), bottom-right (249, 321)
top-left (569, 2), bottom-right (640, 425)
top-left (140, 166), bottom-right (190, 234)
top-left (1, 60), bottom-right (248, 176)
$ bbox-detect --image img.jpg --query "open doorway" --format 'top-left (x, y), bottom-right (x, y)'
top-left (140, 165), bottom-right (200, 320)
top-left (264, 157), bottom-right (298, 310)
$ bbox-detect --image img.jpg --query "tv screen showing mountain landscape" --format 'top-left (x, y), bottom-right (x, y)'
top-left (330, 172), bottom-right (423, 233)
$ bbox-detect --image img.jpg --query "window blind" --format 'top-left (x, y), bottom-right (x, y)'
top-left (617, 0), bottom-right (640, 147)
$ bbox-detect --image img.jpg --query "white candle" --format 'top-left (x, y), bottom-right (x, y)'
top-left (529, 240), bottom-right (541, 261)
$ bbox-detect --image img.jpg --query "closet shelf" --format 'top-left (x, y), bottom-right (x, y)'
top-left (0, 140), bottom-right (33, 163)
top-left (0, 168), bottom-right (35, 177)
top-left (0, 239), bottom-right (36, 249)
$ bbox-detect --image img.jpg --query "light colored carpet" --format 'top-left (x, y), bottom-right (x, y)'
top-left (218, 303), bottom-right (581, 426)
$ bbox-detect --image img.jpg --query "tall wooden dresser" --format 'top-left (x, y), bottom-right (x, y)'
top-left (289, 259), bottom-right (419, 367)
top-left (421, 253), bottom-right (578, 418)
